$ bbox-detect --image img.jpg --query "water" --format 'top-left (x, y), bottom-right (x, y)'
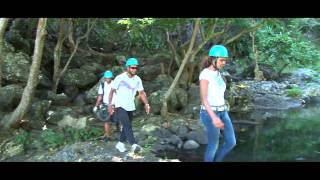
top-left (158, 102), bottom-right (320, 162)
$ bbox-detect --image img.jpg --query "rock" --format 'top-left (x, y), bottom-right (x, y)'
top-left (85, 80), bottom-right (102, 104)
top-left (152, 128), bottom-right (173, 138)
top-left (3, 52), bottom-right (31, 83)
top-left (30, 100), bottom-right (51, 121)
top-left (148, 87), bottom-right (188, 115)
top-left (167, 135), bottom-right (183, 147)
top-left (176, 125), bottom-right (189, 139)
top-left (151, 144), bottom-right (168, 153)
top-left (169, 118), bottom-right (188, 133)
top-left (46, 91), bottom-right (71, 106)
top-left (61, 68), bottom-right (98, 88)
top-left (291, 68), bottom-right (317, 83)
top-left (182, 104), bottom-right (200, 119)
top-left (187, 84), bottom-right (200, 104)
top-left (183, 140), bottom-right (199, 150)
top-left (57, 116), bottom-right (87, 129)
top-left (72, 94), bottom-right (87, 106)
top-left (38, 73), bottom-right (53, 89)
top-left (0, 141), bottom-right (24, 161)
top-left (28, 100), bottom-right (51, 129)
top-left (0, 84), bottom-right (24, 111)
top-left (46, 107), bottom-right (74, 124)
top-left (139, 64), bottom-right (163, 81)
top-left (140, 124), bottom-right (160, 134)
top-left (186, 131), bottom-right (208, 145)
top-left (5, 28), bottom-right (31, 55)
top-left (63, 85), bottom-right (80, 100)
top-left (253, 94), bottom-right (302, 110)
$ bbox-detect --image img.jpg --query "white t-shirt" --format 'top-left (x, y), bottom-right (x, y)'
top-left (111, 72), bottom-right (144, 111)
top-left (199, 68), bottom-right (226, 107)
top-left (98, 80), bottom-right (116, 105)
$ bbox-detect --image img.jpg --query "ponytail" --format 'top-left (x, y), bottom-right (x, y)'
top-left (202, 56), bottom-right (217, 69)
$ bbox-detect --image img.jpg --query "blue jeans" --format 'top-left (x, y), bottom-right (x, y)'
top-left (200, 109), bottom-right (236, 162)
top-left (115, 107), bottom-right (136, 145)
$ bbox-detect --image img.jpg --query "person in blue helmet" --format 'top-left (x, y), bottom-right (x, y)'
top-left (93, 70), bottom-right (117, 142)
top-left (108, 58), bottom-right (151, 153)
top-left (199, 45), bottom-right (236, 162)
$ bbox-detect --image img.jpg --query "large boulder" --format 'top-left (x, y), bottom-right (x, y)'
top-left (186, 130), bottom-right (208, 145)
top-left (0, 140), bottom-right (24, 161)
top-left (290, 68), bottom-right (318, 84)
top-left (5, 29), bottom-right (31, 54)
top-left (45, 91), bottom-right (71, 106)
top-left (139, 64), bottom-right (163, 81)
top-left (2, 52), bottom-right (31, 84)
top-left (183, 140), bottom-right (199, 150)
top-left (253, 94), bottom-right (302, 110)
top-left (0, 84), bottom-right (24, 111)
top-left (148, 87), bottom-right (188, 115)
top-left (28, 100), bottom-right (52, 129)
top-left (57, 116), bottom-right (87, 129)
top-left (85, 80), bottom-right (101, 104)
top-left (46, 107), bottom-right (74, 125)
top-left (61, 69), bottom-right (98, 88)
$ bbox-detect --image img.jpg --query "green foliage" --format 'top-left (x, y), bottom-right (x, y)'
top-left (38, 127), bottom-right (103, 150)
top-left (40, 129), bottom-right (65, 149)
top-left (13, 131), bottom-right (29, 145)
top-left (142, 136), bottom-right (158, 152)
top-left (64, 127), bottom-right (103, 142)
top-left (256, 21), bottom-right (320, 74)
top-left (286, 87), bottom-right (303, 97)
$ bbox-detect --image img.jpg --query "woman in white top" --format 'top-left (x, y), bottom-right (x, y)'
top-left (199, 45), bottom-right (236, 162)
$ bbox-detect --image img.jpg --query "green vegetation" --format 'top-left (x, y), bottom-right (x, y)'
top-left (286, 87), bottom-right (303, 97)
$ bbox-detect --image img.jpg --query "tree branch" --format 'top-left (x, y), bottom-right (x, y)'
top-left (224, 20), bottom-right (265, 45)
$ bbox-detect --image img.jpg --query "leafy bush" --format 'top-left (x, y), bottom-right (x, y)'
top-left (64, 127), bottom-right (103, 142)
top-left (287, 87), bottom-right (303, 97)
top-left (40, 129), bottom-right (65, 149)
top-left (13, 131), bottom-right (29, 145)
top-left (256, 23), bottom-right (320, 74)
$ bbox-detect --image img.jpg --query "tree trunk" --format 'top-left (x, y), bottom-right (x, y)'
top-left (250, 32), bottom-right (265, 81)
top-left (1, 18), bottom-right (47, 129)
top-left (161, 18), bottom-right (200, 119)
top-left (0, 18), bottom-right (9, 87)
top-left (53, 19), bottom-right (95, 93)
top-left (52, 18), bottom-right (69, 93)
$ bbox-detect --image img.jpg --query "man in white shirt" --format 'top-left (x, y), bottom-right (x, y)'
top-left (93, 70), bottom-right (117, 141)
top-left (108, 58), bottom-right (151, 153)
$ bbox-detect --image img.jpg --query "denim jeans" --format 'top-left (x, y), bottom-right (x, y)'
top-left (200, 109), bottom-right (236, 162)
top-left (115, 107), bottom-right (136, 145)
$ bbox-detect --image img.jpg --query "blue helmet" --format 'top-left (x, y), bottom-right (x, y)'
top-left (103, 70), bottom-right (113, 78)
top-left (209, 45), bottom-right (229, 58)
top-left (126, 58), bottom-right (139, 67)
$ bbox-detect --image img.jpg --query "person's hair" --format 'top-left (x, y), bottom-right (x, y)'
top-left (202, 56), bottom-right (217, 69)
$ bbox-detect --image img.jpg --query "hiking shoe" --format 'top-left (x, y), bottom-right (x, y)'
top-left (115, 141), bottom-right (127, 153)
top-left (131, 144), bottom-right (142, 153)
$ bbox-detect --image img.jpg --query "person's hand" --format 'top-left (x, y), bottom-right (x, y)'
top-left (211, 116), bottom-right (224, 129)
top-left (93, 106), bottom-right (98, 113)
top-left (108, 105), bottom-right (114, 116)
top-left (145, 104), bottom-right (151, 115)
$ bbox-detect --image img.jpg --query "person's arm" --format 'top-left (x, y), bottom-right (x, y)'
top-left (139, 90), bottom-right (150, 114)
top-left (95, 95), bottom-right (103, 107)
top-left (200, 79), bottom-right (224, 129)
top-left (94, 84), bottom-right (103, 112)
top-left (108, 88), bottom-right (116, 115)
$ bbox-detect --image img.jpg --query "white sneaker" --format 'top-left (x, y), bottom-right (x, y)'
top-left (115, 142), bottom-right (127, 153)
top-left (131, 144), bottom-right (142, 153)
